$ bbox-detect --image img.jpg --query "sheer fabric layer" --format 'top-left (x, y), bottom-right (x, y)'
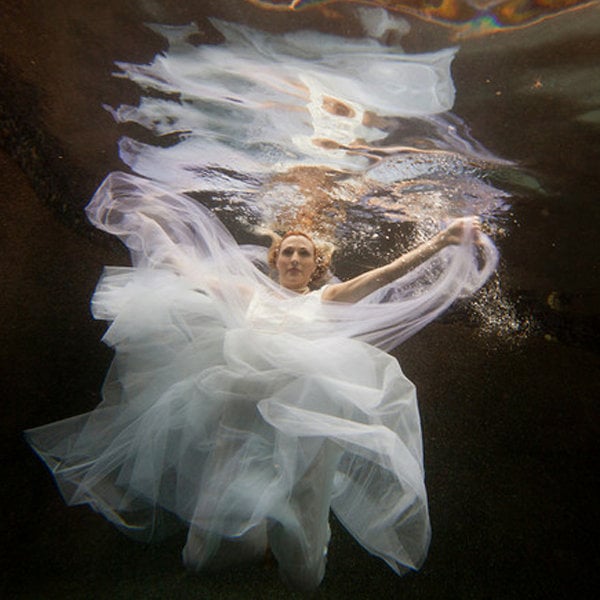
top-left (25, 172), bottom-right (497, 588)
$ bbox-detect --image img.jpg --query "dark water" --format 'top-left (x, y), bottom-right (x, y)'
top-left (1, 1), bottom-right (598, 598)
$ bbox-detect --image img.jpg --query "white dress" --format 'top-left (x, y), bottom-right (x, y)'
top-left (25, 172), bottom-right (497, 590)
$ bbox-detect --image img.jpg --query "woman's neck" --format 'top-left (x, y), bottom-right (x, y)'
top-left (288, 285), bottom-right (310, 295)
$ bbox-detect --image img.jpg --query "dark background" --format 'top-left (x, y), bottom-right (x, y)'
top-left (1, 1), bottom-right (598, 598)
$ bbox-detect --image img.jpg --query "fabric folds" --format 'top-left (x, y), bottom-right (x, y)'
top-left (25, 171), bottom-right (497, 589)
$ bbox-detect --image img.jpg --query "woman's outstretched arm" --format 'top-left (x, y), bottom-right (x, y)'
top-left (321, 217), bottom-right (481, 303)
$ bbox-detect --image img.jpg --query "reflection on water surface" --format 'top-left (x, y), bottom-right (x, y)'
top-left (109, 15), bottom-right (509, 244)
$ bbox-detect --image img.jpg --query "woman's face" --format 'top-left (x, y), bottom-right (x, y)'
top-left (276, 235), bottom-right (317, 291)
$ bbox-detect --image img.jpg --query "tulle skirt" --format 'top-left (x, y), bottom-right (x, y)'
top-left (25, 266), bottom-right (430, 590)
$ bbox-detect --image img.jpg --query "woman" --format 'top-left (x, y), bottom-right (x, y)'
top-left (271, 224), bottom-right (480, 301)
top-left (25, 171), bottom-right (497, 590)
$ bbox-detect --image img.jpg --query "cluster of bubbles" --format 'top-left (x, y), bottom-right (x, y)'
top-left (469, 275), bottom-right (535, 344)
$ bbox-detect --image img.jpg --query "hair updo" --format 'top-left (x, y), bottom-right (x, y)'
top-left (267, 230), bottom-right (334, 288)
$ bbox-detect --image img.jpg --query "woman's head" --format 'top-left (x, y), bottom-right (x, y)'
top-left (268, 231), bottom-right (332, 291)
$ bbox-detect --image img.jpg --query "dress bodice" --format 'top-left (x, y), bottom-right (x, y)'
top-left (246, 287), bottom-right (326, 333)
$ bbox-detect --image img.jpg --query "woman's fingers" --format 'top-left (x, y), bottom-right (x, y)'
top-left (444, 216), bottom-right (482, 245)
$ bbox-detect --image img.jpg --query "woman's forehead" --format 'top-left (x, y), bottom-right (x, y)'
top-left (281, 235), bottom-right (314, 251)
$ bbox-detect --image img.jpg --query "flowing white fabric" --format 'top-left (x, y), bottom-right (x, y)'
top-left (25, 172), bottom-right (497, 589)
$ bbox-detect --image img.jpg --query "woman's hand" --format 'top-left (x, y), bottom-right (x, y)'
top-left (438, 216), bottom-right (481, 247)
